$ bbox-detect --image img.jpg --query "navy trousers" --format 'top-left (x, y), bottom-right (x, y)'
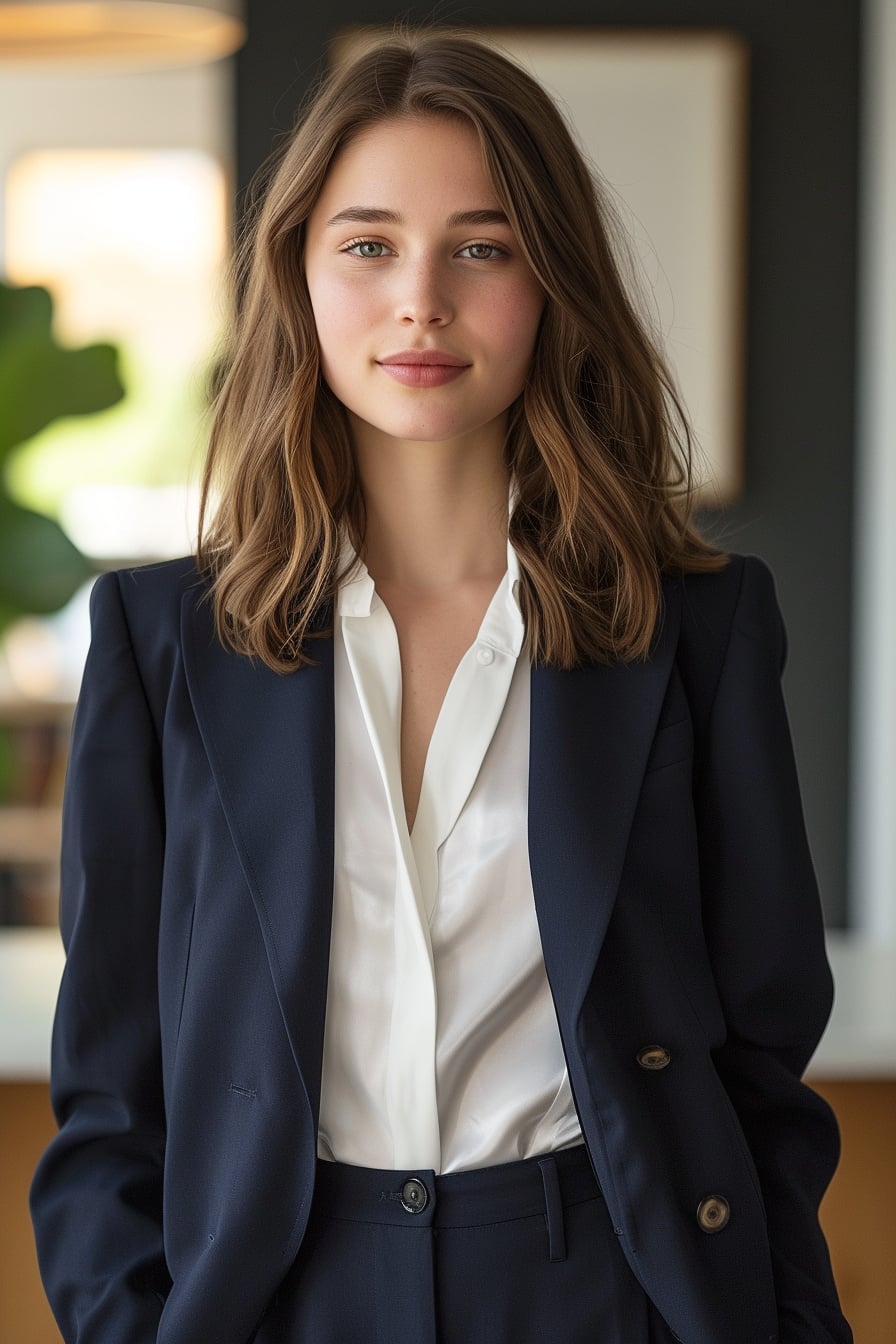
top-left (253, 1142), bottom-right (674, 1342)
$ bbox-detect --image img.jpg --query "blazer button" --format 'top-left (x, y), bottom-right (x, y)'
top-left (636, 1045), bottom-right (671, 1070)
top-left (400, 1178), bottom-right (429, 1214)
top-left (696, 1196), bottom-right (730, 1233)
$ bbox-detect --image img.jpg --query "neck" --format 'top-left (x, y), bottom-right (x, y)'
top-left (350, 417), bottom-right (511, 594)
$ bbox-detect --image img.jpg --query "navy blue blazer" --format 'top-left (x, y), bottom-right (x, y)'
top-left (31, 551), bottom-right (851, 1344)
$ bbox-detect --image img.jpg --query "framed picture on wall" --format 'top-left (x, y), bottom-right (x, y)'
top-left (334, 26), bottom-right (748, 504)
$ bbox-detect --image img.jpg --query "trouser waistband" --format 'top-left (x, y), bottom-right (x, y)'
top-left (311, 1140), bottom-right (598, 1260)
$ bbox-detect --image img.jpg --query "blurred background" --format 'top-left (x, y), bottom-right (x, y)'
top-left (0, 1), bottom-right (893, 1340)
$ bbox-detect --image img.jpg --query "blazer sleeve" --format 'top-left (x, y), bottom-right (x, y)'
top-left (693, 555), bottom-right (851, 1343)
top-left (30, 571), bottom-right (171, 1342)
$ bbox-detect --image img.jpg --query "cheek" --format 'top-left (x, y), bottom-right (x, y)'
top-left (490, 289), bottom-right (544, 373)
top-left (306, 274), bottom-right (366, 363)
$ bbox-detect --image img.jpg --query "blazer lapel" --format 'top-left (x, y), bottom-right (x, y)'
top-left (180, 574), bottom-right (682, 1128)
top-left (528, 581), bottom-right (682, 1031)
top-left (181, 588), bottom-right (335, 1128)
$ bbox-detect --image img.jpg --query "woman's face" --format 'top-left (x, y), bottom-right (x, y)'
top-left (303, 115), bottom-right (545, 449)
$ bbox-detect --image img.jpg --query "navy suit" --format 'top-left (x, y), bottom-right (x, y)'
top-left (31, 551), bottom-right (851, 1343)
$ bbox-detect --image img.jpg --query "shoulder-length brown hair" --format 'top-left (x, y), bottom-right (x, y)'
top-left (197, 26), bottom-right (727, 671)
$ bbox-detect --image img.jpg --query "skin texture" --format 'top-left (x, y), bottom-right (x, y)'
top-left (304, 114), bottom-right (545, 463)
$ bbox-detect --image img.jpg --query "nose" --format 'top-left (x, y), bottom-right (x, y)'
top-left (394, 256), bottom-right (454, 327)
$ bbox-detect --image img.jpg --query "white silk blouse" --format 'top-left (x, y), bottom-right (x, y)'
top-left (316, 532), bottom-right (583, 1173)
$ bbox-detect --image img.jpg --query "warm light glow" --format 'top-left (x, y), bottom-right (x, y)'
top-left (7, 148), bottom-right (227, 353)
top-left (5, 147), bottom-right (228, 556)
top-left (0, 0), bottom-right (244, 65)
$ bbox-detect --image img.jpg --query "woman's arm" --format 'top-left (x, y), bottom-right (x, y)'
top-left (30, 571), bottom-right (171, 1343)
top-left (693, 555), bottom-right (851, 1343)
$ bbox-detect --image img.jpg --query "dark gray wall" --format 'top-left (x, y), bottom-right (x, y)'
top-left (236, 2), bottom-right (861, 925)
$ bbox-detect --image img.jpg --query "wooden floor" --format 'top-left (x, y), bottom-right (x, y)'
top-left (2, 1084), bottom-right (61, 1344)
top-left (813, 1077), bottom-right (896, 1342)
top-left (2, 1079), bottom-right (893, 1342)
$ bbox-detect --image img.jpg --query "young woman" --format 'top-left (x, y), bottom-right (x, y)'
top-left (31, 27), bottom-right (851, 1344)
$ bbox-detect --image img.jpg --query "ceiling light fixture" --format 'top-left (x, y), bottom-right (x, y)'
top-left (0, 0), bottom-right (245, 66)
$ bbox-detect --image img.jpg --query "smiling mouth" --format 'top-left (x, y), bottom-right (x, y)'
top-left (376, 358), bottom-right (470, 387)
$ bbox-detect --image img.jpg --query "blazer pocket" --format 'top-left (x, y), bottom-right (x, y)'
top-left (644, 716), bottom-right (693, 774)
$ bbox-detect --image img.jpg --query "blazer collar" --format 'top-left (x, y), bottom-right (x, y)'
top-left (182, 578), bottom-right (682, 1108)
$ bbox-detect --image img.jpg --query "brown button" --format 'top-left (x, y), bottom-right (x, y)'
top-left (636, 1045), bottom-right (671, 1070)
top-left (696, 1196), bottom-right (730, 1233)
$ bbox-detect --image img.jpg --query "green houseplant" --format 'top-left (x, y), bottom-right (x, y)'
top-left (0, 276), bottom-right (125, 635)
top-left (0, 277), bottom-right (125, 802)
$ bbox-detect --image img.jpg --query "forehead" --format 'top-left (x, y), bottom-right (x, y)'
top-left (311, 115), bottom-right (501, 216)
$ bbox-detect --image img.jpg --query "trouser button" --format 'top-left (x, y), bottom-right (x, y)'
top-left (400, 1178), bottom-right (429, 1213)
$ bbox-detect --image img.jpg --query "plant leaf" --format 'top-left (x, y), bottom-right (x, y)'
top-left (0, 279), bottom-right (125, 458)
top-left (0, 495), bottom-right (94, 628)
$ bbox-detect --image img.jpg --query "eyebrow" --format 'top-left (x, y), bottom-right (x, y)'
top-left (325, 207), bottom-right (511, 229)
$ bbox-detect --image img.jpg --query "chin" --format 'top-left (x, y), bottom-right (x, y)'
top-left (378, 421), bottom-right (477, 444)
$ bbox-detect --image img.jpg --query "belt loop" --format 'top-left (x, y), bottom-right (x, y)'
top-left (537, 1156), bottom-right (567, 1262)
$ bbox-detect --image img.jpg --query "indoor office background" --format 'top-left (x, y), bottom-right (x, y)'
top-left (0, 1), bottom-right (893, 1340)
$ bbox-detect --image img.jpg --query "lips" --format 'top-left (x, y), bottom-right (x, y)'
top-left (376, 348), bottom-right (471, 387)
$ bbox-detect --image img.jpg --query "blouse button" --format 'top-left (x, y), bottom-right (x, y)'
top-left (636, 1045), bottom-right (671, 1070)
top-left (696, 1196), bottom-right (730, 1233)
top-left (476, 645), bottom-right (495, 666)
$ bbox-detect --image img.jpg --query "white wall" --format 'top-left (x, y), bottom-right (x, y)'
top-left (852, 0), bottom-right (896, 935)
